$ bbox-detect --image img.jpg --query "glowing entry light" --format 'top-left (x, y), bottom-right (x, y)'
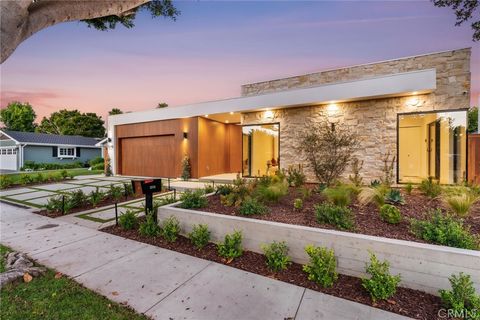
top-left (327, 103), bottom-right (339, 115)
top-left (264, 110), bottom-right (274, 119)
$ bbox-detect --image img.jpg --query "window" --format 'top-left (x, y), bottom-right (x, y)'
top-left (242, 123), bottom-right (280, 177)
top-left (398, 110), bottom-right (467, 184)
top-left (58, 147), bottom-right (76, 158)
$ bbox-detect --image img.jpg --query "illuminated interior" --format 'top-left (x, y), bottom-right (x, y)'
top-left (242, 124), bottom-right (279, 176)
top-left (398, 110), bottom-right (467, 184)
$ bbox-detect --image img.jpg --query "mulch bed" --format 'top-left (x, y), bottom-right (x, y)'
top-left (103, 221), bottom-right (443, 320)
top-left (35, 194), bottom-right (143, 218)
top-left (198, 186), bottom-right (480, 243)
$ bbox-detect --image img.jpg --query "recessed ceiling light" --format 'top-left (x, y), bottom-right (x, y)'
top-left (205, 114), bottom-right (209, 117)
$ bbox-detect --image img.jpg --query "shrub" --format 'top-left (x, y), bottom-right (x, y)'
top-left (370, 179), bottom-right (381, 187)
top-left (293, 198), bottom-right (303, 211)
top-left (348, 157), bottom-right (364, 187)
top-left (322, 186), bottom-right (352, 207)
top-left (19, 174), bottom-right (33, 185)
top-left (419, 177), bottom-right (442, 198)
top-left (215, 184), bottom-right (234, 196)
top-left (0, 175), bottom-right (12, 189)
top-left (221, 175), bottom-right (253, 207)
top-left (155, 194), bottom-right (177, 206)
top-left (22, 161), bottom-right (83, 171)
top-left (108, 184), bottom-right (123, 202)
top-left (68, 189), bottom-right (87, 207)
top-left (123, 183), bottom-right (134, 197)
top-left (380, 151), bottom-right (395, 187)
top-left (139, 214), bottom-right (161, 237)
top-left (362, 253), bottom-right (401, 302)
top-left (444, 193), bottom-right (479, 217)
top-left (119, 210), bottom-right (138, 230)
top-left (298, 186), bottom-right (312, 200)
top-left (297, 118), bottom-right (358, 186)
top-left (49, 173), bottom-right (63, 182)
top-left (60, 169), bottom-right (69, 180)
top-left (204, 184), bottom-right (214, 194)
top-left (179, 189), bottom-right (208, 209)
top-left (411, 209), bottom-right (479, 250)
top-left (284, 164), bottom-right (306, 187)
top-left (384, 189), bottom-right (405, 205)
top-left (45, 195), bottom-right (64, 213)
top-left (315, 203), bottom-right (354, 230)
top-left (239, 197), bottom-right (268, 215)
top-left (34, 173), bottom-right (46, 184)
top-left (217, 230), bottom-right (243, 261)
top-left (89, 187), bottom-right (105, 206)
top-left (181, 155), bottom-right (191, 181)
top-left (188, 224), bottom-right (211, 249)
top-left (358, 186), bottom-right (387, 207)
top-left (89, 156), bottom-right (104, 166)
top-left (405, 183), bottom-right (413, 195)
top-left (160, 216), bottom-right (181, 242)
top-left (379, 204), bottom-right (402, 224)
top-left (439, 273), bottom-right (480, 319)
top-left (255, 180), bottom-right (288, 203)
top-left (261, 241), bottom-right (291, 272)
top-left (302, 245), bottom-right (338, 287)
top-left (91, 163), bottom-right (104, 170)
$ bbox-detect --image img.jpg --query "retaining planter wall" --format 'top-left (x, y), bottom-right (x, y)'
top-left (159, 203), bottom-right (480, 295)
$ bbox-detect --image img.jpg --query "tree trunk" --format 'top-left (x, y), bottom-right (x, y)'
top-left (1, 0), bottom-right (150, 63)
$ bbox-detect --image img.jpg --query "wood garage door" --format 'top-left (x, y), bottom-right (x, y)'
top-left (120, 135), bottom-right (175, 177)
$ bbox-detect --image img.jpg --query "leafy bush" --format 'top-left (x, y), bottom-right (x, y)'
top-left (261, 241), bottom-right (291, 272)
top-left (91, 163), bottom-right (104, 170)
top-left (348, 157), bottom-right (364, 187)
top-left (419, 177), bottom-right (442, 198)
top-left (204, 184), bottom-right (215, 194)
top-left (297, 118), bottom-right (358, 186)
top-left (89, 156), bottom-right (104, 166)
top-left (60, 169), bottom-right (69, 180)
top-left (34, 173), bottom-right (47, 184)
top-left (358, 186), bottom-right (387, 207)
top-left (220, 175), bottom-right (252, 207)
top-left (89, 187), bottom-right (105, 206)
top-left (439, 273), bottom-right (480, 319)
top-left (160, 216), bottom-right (181, 242)
top-left (45, 195), bottom-right (64, 213)
top-left (322, 186), bottom-right (352, 207)
top-left (155, 194), bottom-right (177, 206)
top-left (188, 224), bottom-right (211, 249)
top-left (68, 189), bottom-right (87, 207)
top-left (49, 173), bottom-right (63, 182)
top-left (384, 189), bottom-right (405, 205)
top-left (181, 155), bottom-right (191, 181)
top-left (362, 253), bottom-right (401, 302)
top-left (119, 210), bottom-right (138, 230)
top-left (284, 164), bottom-right (306, 187)
top-left (379, 204), bottom-right (402, 224)
top-left (179, 189), bottom-right (208, 209)
top-left (123, 183), bottom-right (134, 197)
top-left (405, 183), bottom-right (413, 195)
top-left (139, 214), bottom-right (161, 237)
top-left (298, 186), bottom-right (312, 200)
top-left (215, 184), bottom-right (234, 196)
top-left (444, 193), bottom-right (479, 217)
top-left (255, 180), bottom-right (288, 203)
top-left (19, 174), bottom-right (33, 185)
top-left (411, 209), bottom-right (479, 250)
top-left (108, 184), bottom-right (123, 202)
top-left (22, 161), bottom-right (83, 171)
top-left (302, 245), bottom-right (338, 287)
top-left (0, 175), bottom-right (12, 189)
top-left (294, 198), bottom-right (303, 211)
top-left (217, 230), bottom-right (243, 261)
top-left (239, 197), bottom-right (268, 215)
top-left (315, 203), bottom-right (354, 230)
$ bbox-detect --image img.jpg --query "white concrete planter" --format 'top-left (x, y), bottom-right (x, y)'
top-left (158, 202), bottom-right (480, 295)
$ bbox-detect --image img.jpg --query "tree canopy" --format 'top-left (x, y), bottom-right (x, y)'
top-left (109, 108), bottom-right (124, 116)
top-left (36, 109), bottom-right (105, 138)
top-left (468, 106), bottom-right (478, 133)
top-left (0, 102), bottom-right (37, 132)
top-left (433, 0), bottom-right (479, 41)
top-left (1, 0), bottom-right (179, 63)
top-left (157, 102), bottom-right (169, 108)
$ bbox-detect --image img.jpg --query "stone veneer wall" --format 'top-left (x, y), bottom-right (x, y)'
top-left (241, 48), bottom-right (471, 183)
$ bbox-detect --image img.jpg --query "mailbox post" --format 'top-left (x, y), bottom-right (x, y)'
top-left (132, 179), bottom-right (162, 221)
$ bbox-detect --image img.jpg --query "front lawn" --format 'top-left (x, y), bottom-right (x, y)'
top-left (0, 245), bottom-right (148, 320)
top-left (0, 168), bottom-right (104, 189)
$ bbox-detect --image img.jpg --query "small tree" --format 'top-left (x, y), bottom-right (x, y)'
top-left (0, 102), bottom-right (36, 132)
top-left (468, 106), bottom-right (478, 133)
top-left (157, 102), bottom-right (169, 109)
top-left (297, 119), bottom-right (358, 186)
top-left (380, 151), bottom-right (395, 187)
top-left (181, 155), bottom-right (191, 181)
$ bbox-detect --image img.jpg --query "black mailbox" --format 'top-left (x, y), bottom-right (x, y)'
top-left (131, 179), bottom-right (162, 221)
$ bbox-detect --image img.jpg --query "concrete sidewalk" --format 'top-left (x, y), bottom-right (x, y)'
top-left (0, 203), bottom-right (410, 320)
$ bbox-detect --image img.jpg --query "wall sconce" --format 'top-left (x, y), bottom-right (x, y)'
top-left (406, 97), bottom-right (424, 108)
top-left (183, 132), bottom-right (188, 139)
top-left (326, 103), bottom-right (339, 116)
top-left (264, 110), bottom-right (274, 119)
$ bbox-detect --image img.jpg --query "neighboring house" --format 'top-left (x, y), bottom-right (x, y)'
top-left (106, 48), bottom-right (475, 184)
top-left (0, 130), bottom-right (102, 171)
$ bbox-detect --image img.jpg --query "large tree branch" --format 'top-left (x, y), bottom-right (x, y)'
top-left (1, 0), bottom-right (150, 63)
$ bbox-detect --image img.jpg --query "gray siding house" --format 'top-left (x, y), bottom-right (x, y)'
top-left (0, 130), bottom-right (102, 171)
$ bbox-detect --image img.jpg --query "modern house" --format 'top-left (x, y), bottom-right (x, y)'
top-left (105, 48), bottom-right (476, 184)
top-left (0, 130), bottom-right (102, 171)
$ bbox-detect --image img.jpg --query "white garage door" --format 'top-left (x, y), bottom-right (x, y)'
top-left (0, 148), bottom-right (18, 170)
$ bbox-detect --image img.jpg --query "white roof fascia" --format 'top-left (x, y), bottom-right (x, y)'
top-left (109, 69), bottom-right (436, 127)
top-left (0, 130), bottom-right (20, 144)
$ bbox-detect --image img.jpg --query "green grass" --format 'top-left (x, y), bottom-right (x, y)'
top-left (0, 244), bottom-right (11, 272)
top-left (0, 245), bottom-right (149, 320)
top-left (3, 169), bottom-right (103, 186)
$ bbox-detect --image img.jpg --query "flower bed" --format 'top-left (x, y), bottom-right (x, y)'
top-left (102, 220), bottom-right (442, 320)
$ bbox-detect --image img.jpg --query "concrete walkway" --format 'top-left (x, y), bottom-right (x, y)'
top-left (0, 203), bottom-right (411, 320)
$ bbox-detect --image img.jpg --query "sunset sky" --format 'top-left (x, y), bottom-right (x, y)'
top-left (1, 1), bottom-right (479, 122)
